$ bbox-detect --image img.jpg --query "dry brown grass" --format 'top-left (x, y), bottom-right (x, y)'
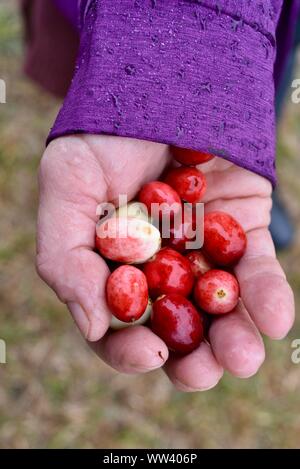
top-left (0, 1), bottom-right (300, 449)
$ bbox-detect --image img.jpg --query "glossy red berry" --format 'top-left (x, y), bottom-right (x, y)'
top-left (151, 293), bottom-right (204, 354)
top-left (194, 269), bottom-right (239, 314)
top-left (172, 147), bottom-right (214, 166)
top-left (138, 181), bottom-right (181, 219)
top-left (164, 167), bottom-right (207, 203)
top-left (186, 250), bottom-right (214, 277)
top-left (143, 248), bottom-right (194, 298)
top-left (203, 211), bottom-right (247, 266)
top-left (110, 299), bottom-right (152, 330)
top-left (162, 206), bottom-right (195, 253)
top-left (106, 265), bottom-right (148, 322)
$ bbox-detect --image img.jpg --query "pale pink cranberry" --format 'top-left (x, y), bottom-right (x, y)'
top-left (96, 217), bottom-right (161, 264)
top-left (106, 265), bottom-right (148, 322)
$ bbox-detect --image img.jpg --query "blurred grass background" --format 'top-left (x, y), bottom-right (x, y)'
top-left (0, 0), bottom-right (300, 449)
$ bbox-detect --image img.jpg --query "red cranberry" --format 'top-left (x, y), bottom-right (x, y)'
top-left (186, 250), bottom-right (213, 277)
top-left (203, 211), bottom-right (247, 266)
top-left (164, 167), bottom-right (207, 203)
top-left (151, 293), bottom-right (204, 354)
top-left (143, 248), bottom-right (194, 298)
top-left (172, 147), bottom-right (214, 165)
top-left (162, 205), bottom-right (195, 253)
top-left (138, 181), bottom-right (181, 219)
top-left (106, 265), bottom-right (148, 322)
top-left (110, 299), bottom-right (152, 330)
top-left (194, 269), bottom-right (239, 314)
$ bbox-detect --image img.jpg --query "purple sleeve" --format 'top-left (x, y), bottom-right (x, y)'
top-left (51, 0), bottom-right (80, 29)
top-left (48, 0), bottom-right (287, 186)
top-left (51, 0), bottom-right (91, 30)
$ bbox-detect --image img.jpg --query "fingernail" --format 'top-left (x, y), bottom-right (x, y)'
top-left (68, 302), bottom-right (109, 342)
top-left (134, 347), bottom-right (168, 372)
top-left (172, 378), bottom-right (219, 393)
top-left (68, 302), bottom-right (90, 339)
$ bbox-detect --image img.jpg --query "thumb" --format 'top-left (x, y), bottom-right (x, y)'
top-left (37, 245), bottom-right (111, 342)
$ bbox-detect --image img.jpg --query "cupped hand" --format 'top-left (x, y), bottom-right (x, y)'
top-left (36, 135), bottom-right (294, 391)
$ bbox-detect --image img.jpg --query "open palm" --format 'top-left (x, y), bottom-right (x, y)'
top-left (37, 134), bottom-right (294, 391)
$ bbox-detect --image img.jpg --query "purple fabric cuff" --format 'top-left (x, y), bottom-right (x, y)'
top-left (48, 0), bottom-right (283, 185)
top-left (52, 0), bottom-right (91, 30)
top-left (51, 0), bottom-right (79, 29)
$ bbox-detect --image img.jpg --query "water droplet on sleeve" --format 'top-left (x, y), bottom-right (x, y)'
top-left (125, 64), bottom-right (136, 76)
top-left (244, 111), bottom-right (251, 122)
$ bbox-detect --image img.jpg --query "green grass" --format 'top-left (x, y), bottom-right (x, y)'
top-left (0, 4), bottom-right (20, 56)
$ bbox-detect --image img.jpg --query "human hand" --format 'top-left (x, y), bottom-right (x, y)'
top-left (36, 135), bottom-right (294, 391)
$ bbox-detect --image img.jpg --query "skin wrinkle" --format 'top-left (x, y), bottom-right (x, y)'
top-left (68, 301), bottom-right (90, 338)
top-left (164, 342), bottom-right (224, 391)
top-left (205, 196), bottom-right (272, 232)
top-left (38, 205), bottom-right (95, 252)
top-left (82, 135), bottom-right (112, 192)
top-left (81, 135), bottom-right (170, 204)
top-left (41, 139), bottom-right (109, 206)
top-left (236, 258), bottom-right (286, 282)
top-left (96, 329), bottom-right (168, 372)
top-left (209, 301), bottom-right (266, 377)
